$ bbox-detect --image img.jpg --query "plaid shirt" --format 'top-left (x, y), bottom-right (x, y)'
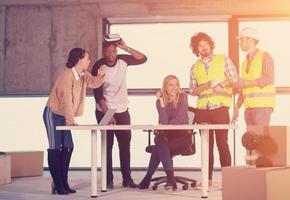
top-left (189, 54), bottom-right (238, 110)
top-left (246, 49), bottom-right (274, 87)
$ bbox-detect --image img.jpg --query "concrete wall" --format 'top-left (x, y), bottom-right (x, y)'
top-left (0, 2), bottom-right (100, 94)
top-left (0, 7), bottom-right (5, 93)
top-left (0, 0), bottom-right (289, 94)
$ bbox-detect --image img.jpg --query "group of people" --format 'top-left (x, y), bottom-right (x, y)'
top-left (42, 26), bottom-right (275, 194)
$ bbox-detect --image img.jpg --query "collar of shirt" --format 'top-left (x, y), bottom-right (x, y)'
top-left (247, 48), bottom-right (259, 61)
top-left (200, 54), bottom-right (215, 72)
top-left (72, 67), bottom-right (84, 82)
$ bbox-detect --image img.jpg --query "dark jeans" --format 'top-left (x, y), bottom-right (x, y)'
top-left (95, 109), bottom-right (132, 183)
top-left (145, 131), bottom-right (192, 176)
top-left (194, 106), bottom-right (231, 180)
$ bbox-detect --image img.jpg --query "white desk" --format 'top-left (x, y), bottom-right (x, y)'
top-left (57, 124), bottom-right (238, 198)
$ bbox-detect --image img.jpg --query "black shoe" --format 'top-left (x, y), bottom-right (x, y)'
top-left (51, 182), bottom-right (69, 195)
top-left (164, 170), bottom-right (177, 191)
top-left (138, 175), bottom-right (152, 189)
top-left (107, 181), bottom-right (114, 189)
top-left (122, 179), bottom-right (138, 188)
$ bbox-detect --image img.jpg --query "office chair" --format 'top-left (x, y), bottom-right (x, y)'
top-left (143, 106), bottom-right (197, 190)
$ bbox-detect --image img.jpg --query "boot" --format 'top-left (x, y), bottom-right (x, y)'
top-left (164, 170), bottom-right (176, 191)
top-left (138, 174), bottom-right (152, 189)
top-left (61, 147), bottom-right (76, 193)
top-left (47, 149), bottom-right (69, 195)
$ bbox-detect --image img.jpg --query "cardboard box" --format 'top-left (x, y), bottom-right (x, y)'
top-left (246, 126), bottom-right (290, 167)
top-left (5, 151), bottom-right (43, 178)
top-left (0, 155), bottom-right (11, 185)
top-left (222, 166), bottom-right (290, 200)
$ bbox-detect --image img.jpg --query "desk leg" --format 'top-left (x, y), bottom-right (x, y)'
top-left (91, 130), bottom-right (98, 198)
top-left (201, 129), bottom-right (209, 198)
top-left (101, 130), bottom-right (107, 192)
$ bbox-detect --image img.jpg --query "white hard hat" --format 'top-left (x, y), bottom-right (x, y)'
top-left (236, 27), bottom-right (259, 41)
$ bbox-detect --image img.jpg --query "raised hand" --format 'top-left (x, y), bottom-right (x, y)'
top-left (98, 65), bottom-right (105, 77)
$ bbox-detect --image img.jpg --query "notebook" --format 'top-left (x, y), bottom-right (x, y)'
top-left (98, 108), bottom-right (116, 126)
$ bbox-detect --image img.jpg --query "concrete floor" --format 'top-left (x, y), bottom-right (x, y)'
top-left (0, 170), bottom-right (222, 200)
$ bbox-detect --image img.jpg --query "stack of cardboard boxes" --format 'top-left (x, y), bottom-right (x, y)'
top-left (0, 154), bottom-right (11, 186)
top-left (0, 151), bottom-right (43, 186)
top-left (222, 126), bottom-right (290, 200)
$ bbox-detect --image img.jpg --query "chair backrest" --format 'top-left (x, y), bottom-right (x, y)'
top-left (170, 106), bottom-right (197, 156)
top-left (144, 106), bottom-right (197, 156)
top-left (188, 106), bottom-right (197, 124)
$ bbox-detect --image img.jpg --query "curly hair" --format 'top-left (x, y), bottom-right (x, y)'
top-left (190, 32), bottom-right (215, 57)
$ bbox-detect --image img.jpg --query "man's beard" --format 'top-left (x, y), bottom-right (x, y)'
top-left (200, 51), bottom-right (211, 57)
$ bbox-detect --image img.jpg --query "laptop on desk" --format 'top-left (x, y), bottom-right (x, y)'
top-left (97, 108), bottom-right (116, 126)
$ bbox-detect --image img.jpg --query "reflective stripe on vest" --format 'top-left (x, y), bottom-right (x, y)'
top-left (193, 55), bottom-right (233, 108)
top-left (242, 51), bottom-right (275, 108)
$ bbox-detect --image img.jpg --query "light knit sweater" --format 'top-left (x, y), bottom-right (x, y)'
top-left (47, 68), bottom-right (104, 124)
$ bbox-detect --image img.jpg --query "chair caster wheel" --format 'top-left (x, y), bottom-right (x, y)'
top-left (191, 181), bottom-right (196, 187)
top-left (182, 184), bottom-right (188, 190)
top-left (152, 185), bottom-right (158, 190)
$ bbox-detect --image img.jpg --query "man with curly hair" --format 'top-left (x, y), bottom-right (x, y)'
top-left (189, 32), bottom-right (239, 187)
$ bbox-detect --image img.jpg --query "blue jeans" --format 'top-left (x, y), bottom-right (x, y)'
top-left (43, 106), bottom-right (74, 150)
top-left (145, 131), bottom-right (192, 176)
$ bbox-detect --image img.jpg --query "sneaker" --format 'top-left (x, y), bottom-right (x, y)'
top-left (122, 179), bottom-right (138, 188)
top-left (138, 175), bottom-right (152, 189)
top-left (107, 181), bottom-right (114, 189)
top-left (196, 180), bottom-right (213, 191)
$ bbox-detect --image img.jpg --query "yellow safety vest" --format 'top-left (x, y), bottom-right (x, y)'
top-left (242, 51), bottom-right (275, 108)
top-left (193, 55), bottom-right (233, 108)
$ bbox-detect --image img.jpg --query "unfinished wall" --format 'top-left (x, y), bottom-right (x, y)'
top-left (5, 6), bottom-right (51, 93)
top-left (50, 4), bottom-right (99, 85)
top-left (0, 0), bottom-right (290, 94)
top-left (0, 2), bottom-right (100, 94)
top-left (0, 7), bottom-right (5, 93)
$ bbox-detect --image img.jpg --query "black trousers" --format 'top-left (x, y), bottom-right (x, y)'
top-left (95, 109), bottom-right (132, 183)
top-left (194, 106), bottom-right (232, 180)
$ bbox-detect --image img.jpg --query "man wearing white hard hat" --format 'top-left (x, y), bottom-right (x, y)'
top-left (232, 27), bottom-right (276, 125)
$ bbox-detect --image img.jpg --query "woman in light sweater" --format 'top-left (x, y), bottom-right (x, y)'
top-left (138, 75), bottom-right (192, 190)
top-left (43, 48), bottom-right (105, 195)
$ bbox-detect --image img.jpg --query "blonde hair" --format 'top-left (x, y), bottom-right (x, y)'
top-left (161, 75), bottom-right (183, 108)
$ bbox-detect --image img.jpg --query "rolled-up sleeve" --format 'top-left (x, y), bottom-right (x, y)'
top-left (257, 52), bottom-right (275, 87)
top-left (189, 65), bottom-right (197, 95)
top-left (224, 57), bottom-right (239, 82)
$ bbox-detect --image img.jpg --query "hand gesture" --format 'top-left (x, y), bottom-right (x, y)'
top-left (231, 106), bottom-right (239, 124)
top-left (156, 90), bottom-right (165, 107)
top-left (212, 84), bottom-right (225, 93)
top-left (66, 121), bottom-right (78, 126)
top-left (116, 39), bottom-right (128, 50)
top-left (109, 117), bottom-right (116, 125)
top-left (232, 78), bottom-right (245, 89)
top-left (156, 90), bottom-right (163, 99)
top-left (98, 65), bottom-right (105, 77)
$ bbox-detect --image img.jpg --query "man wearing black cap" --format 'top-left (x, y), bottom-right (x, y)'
top-left (92, 35), bottom-right (147, 189)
